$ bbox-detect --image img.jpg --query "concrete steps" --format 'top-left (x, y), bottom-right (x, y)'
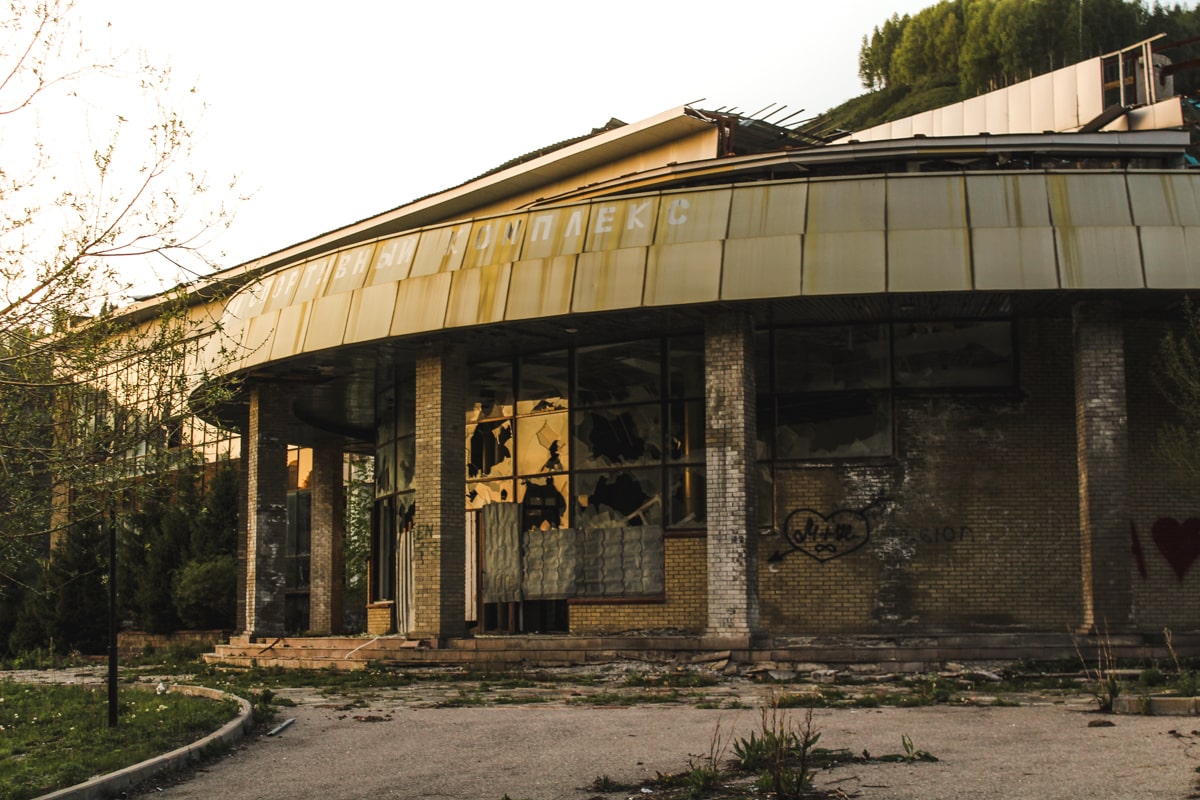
top-left (200, 630), bottom-right (1200, 673)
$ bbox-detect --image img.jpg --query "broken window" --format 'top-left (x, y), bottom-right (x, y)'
top-left (775, 390), bottom-right (892, 459)
top-left (573, 405), bottom-right (663, 470)
top-left (519, 475), bottom-right (569, 530)
top-left (668, 466), bottom-right (706, 529)
top-left (466, 419), bottom-right (514, 478)
top-left (893, 321), bottom-right (1015, 388)
top-left (516, 411), bottom-right (569, 476)
top-left (575, 468), bottom-right (663, 529)
top-left (467, 360), bottom-right (514, 423)
top-left (517, 350), bottom-right (567, 415)
top-left (577, 340), bottom-right (661, 404)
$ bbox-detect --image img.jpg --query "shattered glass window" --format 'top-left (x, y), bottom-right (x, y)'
top-left (517, 351), bottom-right (568, 415)
top-left (518, 475), bottom-right (569, 530)
top-left (467, 360), bottom-right (514, 422)
top-left (775, 390), bottom-right (892, 459)
top-left (375, 440), bottom-right (396, 499)
top-left (668, 466), bottom-right (705, 529)
top-left (516, 411), bottom-right (569, 476)
top-left (668, 336), bottom-right (704, 399)
top-left (576, 340), bottom-right (661, 405)
top-left (395, 436), bottom-right (416, 492)
top-left (893, 321), bottom-right (1014, 388)
top-left (667, 400), bottom-right (704, 463)
top-left (575, 468), bottom-right (663, 529)
top-left (573, 405), bottom-right (663, 470)
top-left (466, 480), bottom-right (514, 510)
top-left (776, 325), bottom-right (889, 392)
top-left (466, 419), bottom-right (514, 478)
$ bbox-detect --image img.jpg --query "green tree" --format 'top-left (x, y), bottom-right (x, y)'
top-left (0, 1), bottom-right (236, 652)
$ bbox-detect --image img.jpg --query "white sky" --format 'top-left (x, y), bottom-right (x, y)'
top-left (80, 0), bottom-right (938, 281)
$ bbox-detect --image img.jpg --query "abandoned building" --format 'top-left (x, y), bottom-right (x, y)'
top-left (122, 37), bottom-right (1200, 666)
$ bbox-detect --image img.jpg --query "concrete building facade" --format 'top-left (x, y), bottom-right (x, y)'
top-left (130, 40), bottom-right (1200, 659)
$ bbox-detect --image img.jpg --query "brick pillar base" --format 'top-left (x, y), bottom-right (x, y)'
top-left (1074, 302), bottom-right (1132, 632)
top-left (245, 384), bottom-right (288, 638)
top-left (704, 311), bottom-right (760, 637)
top-left (309, 439), bottom-right (345, 635)
top-left (410, 344), bottom-right (466, 640)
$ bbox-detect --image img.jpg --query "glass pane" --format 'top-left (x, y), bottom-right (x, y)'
top-left (396, 381), bottom-right (416, 438)
top-left (776, 325), bottom-right (889, 392)
top-left (467, 360), bottom-right (514, 422)
top-left (756, 394), bottom-right (774, 461)
top-left (375, 440), bottom-right (396, 498)
top-left (516, 411), bottom-right (569, 475)
top-left (466, 420), bottom-right (514, 479)
top-left (668, 466), bottom-right (705, 529)
top-left (575, 469), bottom-right (663, 529)
top-left (466, 479), bottom-right (516, 510)
top-left (576, 340), bottom-right (661, 405)
top-left (285, 557), bottom-right (310, 590)
top-left (776, 391), bottom-right (891, 459)
top-left (517, 351), bottom-right (568, 415)
top-left (287, 491), bottom-right (311, 554)
top-left (573, 405), bottom-right (662, 470)
top-left (396, 436), bottom-right (416, 492)
top-left (668, 400), bottom-right (704, 463)
top-left (894, 321), bottom-right (1015, 388)
top-left (518, 475), bottom-right (569, 530)
top-left (668, 336), bottom-right (704, 399)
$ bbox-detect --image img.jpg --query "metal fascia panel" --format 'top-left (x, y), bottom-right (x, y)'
top-left (721, 235), bottom-right (803, 300)
top-left (972, 228), bottom-right (1059, 290)
top-left (505, 255), bottom-right (576, 321)
top-left (644, 240), bottom-right (723, 306)
top-left (888, 229), bottom-right (972, 292)
top-left (572, 247), bottom-right (647, 313)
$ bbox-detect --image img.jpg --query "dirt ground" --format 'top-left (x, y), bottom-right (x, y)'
top-left (131, 687), bottom-right (1200, 800)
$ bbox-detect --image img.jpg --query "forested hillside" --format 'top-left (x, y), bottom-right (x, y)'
top-left (806, 0), bottom-right (1200, 137)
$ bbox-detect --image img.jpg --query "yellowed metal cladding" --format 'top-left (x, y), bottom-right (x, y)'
top-left (889, 175), bottom-right (967, 230)
top-left (967, 174), bottom-right (1058, 290)
top-left (653, 189), bottom-right (731, 244)
top-left (523, 206), bottom-right (588, 260)
top-left (803, 178), bottom-right (886, 296)
top-left (302, 292), bottom-right (353, 352)
top-left (644, 240), bottom-right (723, 306)
top-left (446, 263), bottom-right (512, 327)
top-left (292, 256), bottom-right (336, 304)
top-left (240, 310), bottom-right (279, 368)
top-left (390, 272), bottom-right (452, 335)
top-left (1139, 227), bottom-right (1200, 287)
top-left (269, 302), bottom-right (312, 360)
top-left (803, 230), bottom-right (887, 295)
top-left (369, 234), bottom-right (419, 285)
top-left (572, 247), bottom-right (647, 313)
top-left (462, 215), bottom-right (526, 269)
top-left (972, 228), bottom-right (1060, 290)
top-left (410, 223), bottom-right (470, 277)
top-left (721, 235), bottom-right (803, 300)
top-left (807, 178), bottom-right (886, 231)
top-left (325, 243), bottom-right (376, 295)
top-left (889, 229), bottom-right (972, 292)
top-left (345, 282), bottom-right (400, 343)
top-left (1055, 227), bottom-right (1144, 288)
top-left (261, 265), bottom-right (303, 314)
top-left (1048, 174), bottom-right (1132, 227)
top-left (505, 255), bottom-right (576, 321)
top-left (586, 196), bottom-right (659, 252)
top-left (1127, 173), bottom-right (1200, 227)
top-left (728, 183), bottom-right (807, 239)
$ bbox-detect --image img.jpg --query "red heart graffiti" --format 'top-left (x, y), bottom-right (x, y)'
top-left (1151, 517), bottom-right (1200, 581)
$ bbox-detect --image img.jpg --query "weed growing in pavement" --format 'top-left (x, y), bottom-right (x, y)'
top-left (625, 669), bottom-right (720, 689)
top-left (588, 774), bottom-right (630, 792)
top-left (1074, 626), bottom-right (1121, 711)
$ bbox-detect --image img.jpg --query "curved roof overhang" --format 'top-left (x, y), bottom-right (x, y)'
top-left (195, 167), bottom-right (1200, 442)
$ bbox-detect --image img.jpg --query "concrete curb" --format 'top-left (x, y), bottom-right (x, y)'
top-left (1112, 694), bottom-right (1199, 716)
top-left (37, 685), bottom-right (253, 800)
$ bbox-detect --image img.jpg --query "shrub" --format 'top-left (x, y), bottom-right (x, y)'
top-left (172, 555), bottom-right (236, 630)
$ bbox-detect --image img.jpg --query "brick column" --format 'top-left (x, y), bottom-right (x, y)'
top-left (244, 384), bottom-right (288, 638)
top-left (704, 311), bottom-right (760, 639)
top-left (309, 439), bottom-right (345, 635)
top-left (1074, 302), bottom-right (1132, 632)
top-left (410, 344), bottom-right (466, 640)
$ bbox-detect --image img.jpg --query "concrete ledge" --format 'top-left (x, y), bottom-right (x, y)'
top-left (37, 685), bottom-right (252, 800)
top-left (1113, 694), bottom-right (1199, 716)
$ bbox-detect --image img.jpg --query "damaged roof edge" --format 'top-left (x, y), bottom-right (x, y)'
top-left (195, 106), bottom-right (717, 284)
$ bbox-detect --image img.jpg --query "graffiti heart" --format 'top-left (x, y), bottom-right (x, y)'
top-left (779, 507), bottom-right (872, 563)
top-left (1151, 517), bottom-right (1200, 581)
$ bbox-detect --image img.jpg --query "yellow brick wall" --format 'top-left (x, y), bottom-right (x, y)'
top-left (569, 536), bottom-right (707, 633)
top-left (760, 319), bottom-right (1083, 634)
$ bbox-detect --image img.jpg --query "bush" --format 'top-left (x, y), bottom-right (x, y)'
top-left (172, 555), bottom-right (236, 630)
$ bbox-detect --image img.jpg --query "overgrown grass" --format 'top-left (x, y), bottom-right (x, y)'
top-left (0, 682), bottom-right (238, 800)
